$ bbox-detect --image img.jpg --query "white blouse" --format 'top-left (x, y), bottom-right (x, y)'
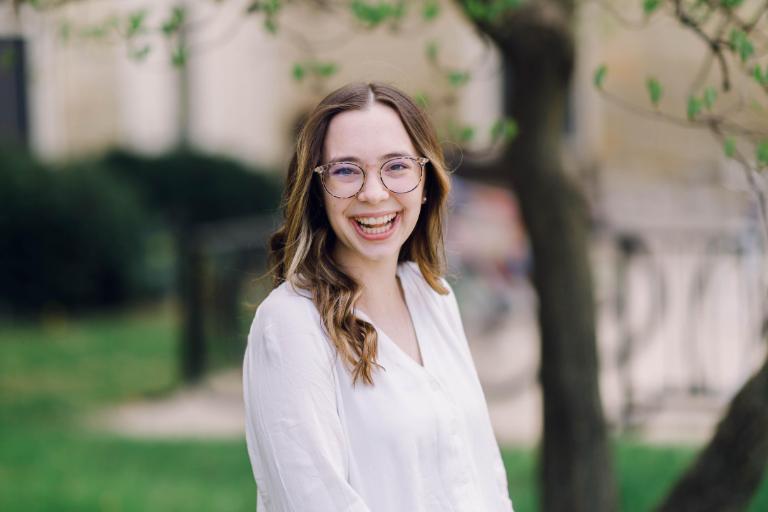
top-left (242, 261), bottom-right (515, 512)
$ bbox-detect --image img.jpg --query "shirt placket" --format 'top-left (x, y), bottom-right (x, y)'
top-left (425, 371), bottom-right (483, 510)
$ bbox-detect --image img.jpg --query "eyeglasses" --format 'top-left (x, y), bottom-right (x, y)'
top-left (314, 156), bottom-right (429, 199)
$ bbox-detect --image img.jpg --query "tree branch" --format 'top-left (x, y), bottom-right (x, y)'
top-left (673, 0), bottom-right (732, 91)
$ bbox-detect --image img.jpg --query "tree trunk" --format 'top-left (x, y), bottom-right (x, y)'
top-left (656, 354), bottom-right (768, 512)
top-left (459, 3), bottom-right (618, 510)
top-left (177, 226), bottom-right (206, 382)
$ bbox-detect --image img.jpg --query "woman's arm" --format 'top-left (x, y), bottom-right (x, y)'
top-left (243, 295), bottom-right (371, 512)
top-left (440, 278), bottom-right (516, 512)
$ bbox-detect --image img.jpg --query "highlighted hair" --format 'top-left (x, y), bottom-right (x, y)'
top-left (268, 82), bottom-right (451, 386)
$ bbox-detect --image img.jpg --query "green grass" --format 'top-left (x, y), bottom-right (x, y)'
top-left (0, 305), bottom-right (178, 425)
top-left (1, 305), bottom-right (768, 511)
top-left (0, 304), bottom-right (255, 512)
top-left (0, 428), bottom-right (253, 512)
top-left (502, 441), bottom-right (768, 512)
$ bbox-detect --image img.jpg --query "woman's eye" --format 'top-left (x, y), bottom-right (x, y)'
top-left (384, 159), bottom-right (412, 173)
top-left (330, 166), bottom-right (360, 177)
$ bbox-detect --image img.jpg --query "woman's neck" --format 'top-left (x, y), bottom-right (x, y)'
top-left (333, 251), bottom-right (402, 315)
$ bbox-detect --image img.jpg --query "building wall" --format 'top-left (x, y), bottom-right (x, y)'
top-left (2, 0), bottom-right (763, 189)
top-left (2, 0), bottom-right (501, 170)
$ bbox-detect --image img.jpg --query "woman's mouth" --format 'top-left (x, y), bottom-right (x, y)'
top-left (350, 212), bottom-right (400, 240)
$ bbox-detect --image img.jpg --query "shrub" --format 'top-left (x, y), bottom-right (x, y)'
top-left (101, 150), bottom-right (282, 225)
top-left (0, 150), bottom-right (149, 315)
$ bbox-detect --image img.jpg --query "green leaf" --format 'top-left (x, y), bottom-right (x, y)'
top-left (162, 7), bottom-right (186, 36)
top-left (490, 118), bottom-right (519, 143)
top-left (753, 65), bottom-right (768, 86)
top-left (423, 0), bottom-right (440, 20)
top-left (687, 95), bottom-right (703, 120)
top-left (720, 0), bottom-right (744, 9)
top-left (264, 0), bottom-right (281, 14)
top-left (594, 64), bottom-right (607, 89)
top-left (459, 125), bottom-right (475, 143)
top-left (129, 44), bottom-right (151, 62)
top-left (643, 0), bottom-right (661, 15)
top-left (351, 0), bottom-right (404, 27)
top-left (447, 70), bottom-right (470, 88)
top-left (758, 141), bottom-right (768, 166)
top-left (487, 0), bottom-right (522, 18)
top-left (80, 24), bottom-right (108, 40)
top-left (703, 86), bottom-right (717, 110)
top-left (723, 138), bottom-right (736, 158)
top-left (292, 63), bottom-right (305, 81)
top-left (426, 40), bottom-right (438, 63)
top-left (264, 16), bottom-right (277, 33)
top-left (126, 10), bottom-right (146, 38)
top-left (312, 62), bottom-right (338, 77)
top-left (646, 77), bottom-right (662, 106)
top-left (463, 0), bottom-right (488, 21)
top-left (730, 29), bottom-right (754, 63)
top-left (391, 1), bottom-right (407, 21)
top-left (414, 92), bottom-right (430, 108)
top-left (171, 45), bottom-right (187, 68)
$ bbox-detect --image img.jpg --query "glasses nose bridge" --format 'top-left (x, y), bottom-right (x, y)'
top-left (357, 162), bottom-right (388, 197)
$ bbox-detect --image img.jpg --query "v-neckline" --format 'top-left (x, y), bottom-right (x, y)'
top-left (354, 264), bottom-right (429, 372)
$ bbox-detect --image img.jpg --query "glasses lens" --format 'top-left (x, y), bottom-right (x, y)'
top-left (325, 163), bottom-right (364, 197)
top-left (381, 158), bottom-right (422, 193)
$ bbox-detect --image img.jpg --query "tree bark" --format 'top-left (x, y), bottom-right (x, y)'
top-left (656, 354), bottom-right (768, 512)
top-left (177, 226), bottom-right (206, 383)
top-left (458, 3), bottom-right (618, 511)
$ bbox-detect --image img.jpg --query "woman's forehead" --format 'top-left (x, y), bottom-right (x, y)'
top-left (323, 104), bottom-right (416, 162)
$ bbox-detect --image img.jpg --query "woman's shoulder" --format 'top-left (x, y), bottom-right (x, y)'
top-left (247, 281), bottom-right (337, 366)
top-left (250, 281), bottom-right (325, 341)
top-left (245, 283), bottom-right (339, 390)
top-left (255, 279), bottom-right (321, 326)
top-left (399, 260), bottom-right (454, 300)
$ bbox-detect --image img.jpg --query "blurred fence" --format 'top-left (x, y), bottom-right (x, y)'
top-left (180, 214), bottom-right (277, 376)
top-left (446, 184), bottom-right (767, 435)
top-left (596, 219), bottom-right (767, 430)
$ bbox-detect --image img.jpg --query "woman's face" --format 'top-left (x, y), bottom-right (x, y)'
top-left (321, 103), bottom-right (426, 269)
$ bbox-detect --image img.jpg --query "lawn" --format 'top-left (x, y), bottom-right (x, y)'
top-left (0, 305), bottom-right (766, 511)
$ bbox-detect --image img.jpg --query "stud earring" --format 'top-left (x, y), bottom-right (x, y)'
top-left (422, 196), bottom-right (427, 204)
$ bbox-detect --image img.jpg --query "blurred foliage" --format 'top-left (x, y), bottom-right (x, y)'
top-left (0, 150), bottom-right (149, 316)
top-left (0, 149), bottom-right (282, 317)
top-left (0, 305), bottom-right (177, 425)
top-left (102, 149), bottom-right (282, 226)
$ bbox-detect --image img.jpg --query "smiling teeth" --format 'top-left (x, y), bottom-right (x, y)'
top-left (354, 213), bottom-right (397, 226)
top-left (354, 213), bottom-right (397, 235)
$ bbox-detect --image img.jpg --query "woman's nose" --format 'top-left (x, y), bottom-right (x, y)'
top-left (356, 171), bottom-right (389, 203)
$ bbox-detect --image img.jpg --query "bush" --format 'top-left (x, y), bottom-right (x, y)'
top-left (102, 150), bottom-right (283, 225)
top-left (0, 149), bottom-right (283, 316)
top-left (0, 151), bottom-right (149, 315)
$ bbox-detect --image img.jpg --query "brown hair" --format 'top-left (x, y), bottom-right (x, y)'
top-left (268, 82), bottom-right (451, 386)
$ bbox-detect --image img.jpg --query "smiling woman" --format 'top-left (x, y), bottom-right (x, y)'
top-left (242, 82), bottom-right (515, 512)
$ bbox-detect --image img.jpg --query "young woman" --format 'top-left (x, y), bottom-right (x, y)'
top-left (243, 82), bottom-right (514, 512)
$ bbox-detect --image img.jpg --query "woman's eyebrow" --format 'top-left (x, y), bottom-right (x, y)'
top-left (328, 152), bottom-right (413, 164)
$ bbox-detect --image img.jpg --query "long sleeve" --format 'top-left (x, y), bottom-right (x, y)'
top-left (242, 293), bottom-right (372, 512)
top-left (440, 277), bottom-right (515, 512)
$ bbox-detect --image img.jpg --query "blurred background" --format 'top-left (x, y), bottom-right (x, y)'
top-left (1, 0), bottom-right (767, 511)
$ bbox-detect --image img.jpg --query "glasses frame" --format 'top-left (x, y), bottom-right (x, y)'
top-left (313, 156), bottom-right (429, 199)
